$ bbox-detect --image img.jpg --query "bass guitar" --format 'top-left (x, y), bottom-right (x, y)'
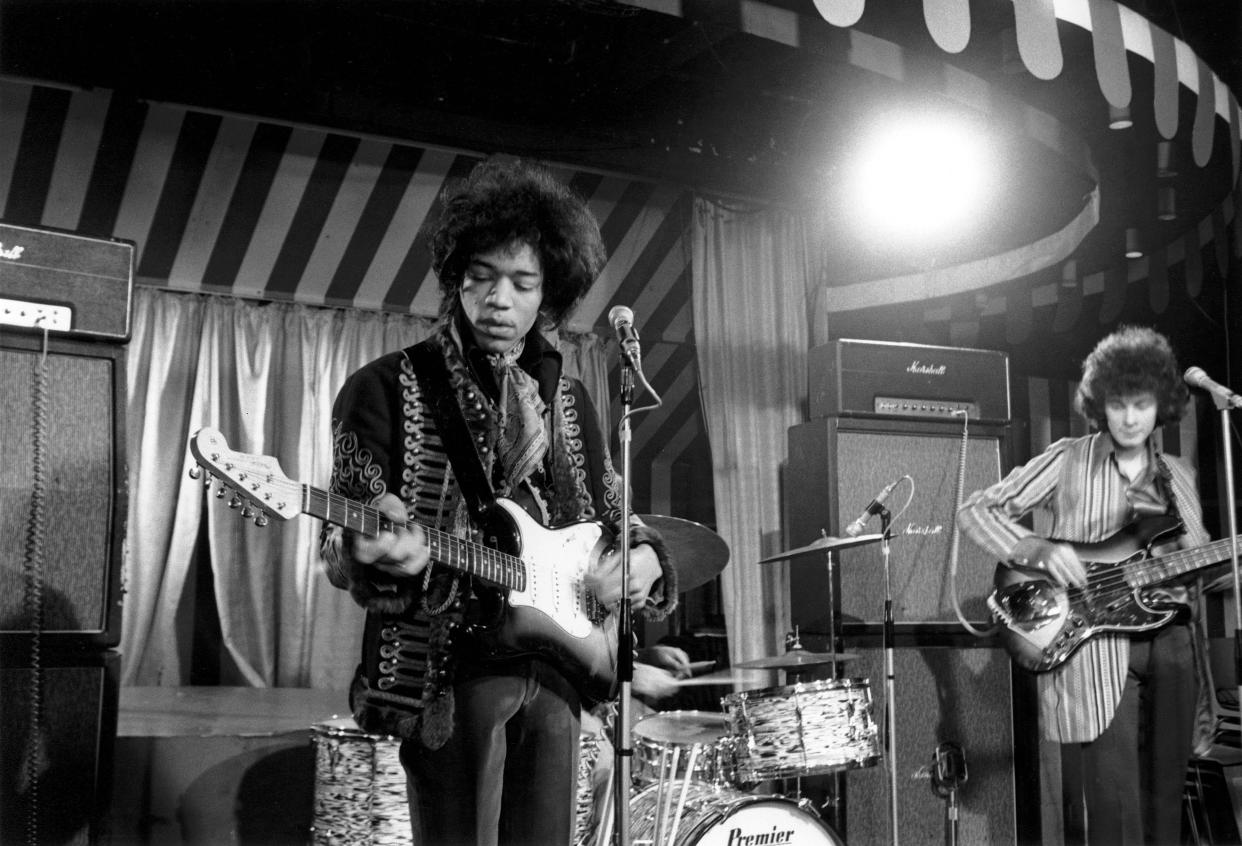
top-left (189, 427), bottom-right (621, 704)
top-left (990, 514), bottom-right (1237, 672)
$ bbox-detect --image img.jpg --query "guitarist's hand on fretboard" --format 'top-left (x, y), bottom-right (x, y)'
top-left (1011, 536), bottom-right (1088, 587)
top-left (350, 492), bottom-right (431, 579)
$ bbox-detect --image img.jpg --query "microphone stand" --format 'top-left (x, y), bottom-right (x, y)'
top-left (880, 508), bottom-right (899, 846)
top-left (1210, 395), bottom-right (1242, 721)
top-left (613, 364), bottom-right (636, 846)
top-left (610, 356), bottom-right (662, 846)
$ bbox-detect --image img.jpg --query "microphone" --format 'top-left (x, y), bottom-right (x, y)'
top-left (608, 305), bottom-right (641, 369)
top-left (844, 478), bottom-right (902, 537)
top-left (931, 742), bottom-right (968, 796)
top-left (1184, 366), bottom-right (1242, 409)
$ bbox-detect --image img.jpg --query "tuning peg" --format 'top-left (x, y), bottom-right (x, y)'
top-left (215, 485), bottom-right (227, 499)
top-left (188, 465), bottom-right (202, 480)
top-left (227, 494), bottom-right (242, 509)
top-left (254, 514), bottom-right (269, 527)
top-left (240, 504), bottom-right (255, 519)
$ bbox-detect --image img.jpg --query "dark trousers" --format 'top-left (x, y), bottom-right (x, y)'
top-left (401, 659), bottom-right (582, 846)
top-left (1064, 623), bottom-right (1198, 846)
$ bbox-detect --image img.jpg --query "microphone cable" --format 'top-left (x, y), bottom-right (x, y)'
top-left (948, 409), bottom-right (999, 638)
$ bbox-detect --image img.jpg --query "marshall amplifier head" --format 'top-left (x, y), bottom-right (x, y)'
top-left (808, 338), bottom-right (1010, 423)
top-left (0, 222), bottom-right (134, 341)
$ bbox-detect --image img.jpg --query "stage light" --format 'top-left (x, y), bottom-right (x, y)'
top-left (1125, 227), bottom-right (1143, 258)
top-left (1061, 259), bottom-right (1078, 288)
top-left (1108, 104), bottom-right (1132, 130)
top-left (846, 113), bottom-right (994, 249)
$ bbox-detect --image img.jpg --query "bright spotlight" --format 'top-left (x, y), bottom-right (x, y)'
top-left (847, 114), bottom-right (993, 249)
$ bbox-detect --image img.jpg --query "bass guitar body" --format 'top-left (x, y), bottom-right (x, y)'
top-left (990, 515), bottom-right (1186, 672)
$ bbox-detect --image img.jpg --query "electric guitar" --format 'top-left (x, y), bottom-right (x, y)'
top-left (189, 427), bottom-right (621, 704)
top-left (990, 514), bottom-right (1238, 672)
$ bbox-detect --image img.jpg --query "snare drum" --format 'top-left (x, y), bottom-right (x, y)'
top-left (310, 718), bottom-right (409, 846)
top-left (630, 781), bottom-right (842, 846)
top-left (632, 710), bottom-right (736, 787)
top-left (722, 678), bottom-right (881, 782)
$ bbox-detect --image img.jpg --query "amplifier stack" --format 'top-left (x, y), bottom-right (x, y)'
top-left (785, 338), bottom-right (1037, 845)
top-left (0, 222), bottom-right (131, 845)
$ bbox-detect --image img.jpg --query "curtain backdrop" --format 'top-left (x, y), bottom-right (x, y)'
top-left (690, 198), bottom-right (821, 666)
top-left (121, 287), bottom-right (610, 689)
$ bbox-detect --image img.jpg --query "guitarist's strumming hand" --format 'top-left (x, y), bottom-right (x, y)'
top-left (349, 493), bottom-right (431, 579)
top-left (1011, 536), bottom-right (1087, 588)
top-left (586, 542), bottom-right (662, 606)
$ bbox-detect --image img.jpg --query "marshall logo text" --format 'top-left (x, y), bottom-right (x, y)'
top-left (907, 360), bottom-right (946, 376)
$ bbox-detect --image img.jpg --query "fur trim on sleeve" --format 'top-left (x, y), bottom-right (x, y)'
top-left (630, 524), bottom-right (678, 620)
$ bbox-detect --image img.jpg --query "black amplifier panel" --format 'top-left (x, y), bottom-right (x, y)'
top-left (808, 338), bottom-right (1010, 422)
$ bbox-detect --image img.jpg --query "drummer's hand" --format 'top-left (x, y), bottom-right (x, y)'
top-left (587, 542), bottom-right (661, 606)
top-left (349, 493), bottom-right (430, 579)
top-left (1011, 536), bottom-right (1086, 588)
top-left (632, 663), bottom-right (682, 702)
top-left (636, 645), bottom-right (692, 679)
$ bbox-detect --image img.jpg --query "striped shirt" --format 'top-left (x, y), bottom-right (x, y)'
top-left (957, 431), bottom-right (1209, 742)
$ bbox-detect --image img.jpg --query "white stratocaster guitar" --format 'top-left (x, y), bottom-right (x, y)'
top-left (189, 427), bottom-right (621, 703)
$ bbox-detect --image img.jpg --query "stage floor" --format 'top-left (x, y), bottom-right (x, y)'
top-left (112, 686), bottom-right (351, 846)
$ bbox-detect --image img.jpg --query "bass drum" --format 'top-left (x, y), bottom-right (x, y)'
top-left (630, 782), bottom-right (842, 846)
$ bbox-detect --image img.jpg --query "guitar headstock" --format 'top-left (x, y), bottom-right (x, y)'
top-left (189, 427), bottom-right (301, 526)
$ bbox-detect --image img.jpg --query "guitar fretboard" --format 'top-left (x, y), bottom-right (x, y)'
top-left (1129, 535), bottom-right (1241, 587)
top-left (304, 486), bottom-right (526, 591)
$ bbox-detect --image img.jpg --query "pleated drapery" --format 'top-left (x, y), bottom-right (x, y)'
top-left (690, 198), bottom-right (821, 667)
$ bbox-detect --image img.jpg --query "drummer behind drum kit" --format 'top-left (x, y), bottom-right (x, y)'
top-left (590, 522), bottom-right (889, 846)
top-left (611, 645), bottom-right (879, 846)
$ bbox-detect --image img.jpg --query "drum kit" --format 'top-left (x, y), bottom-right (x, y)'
top-left (585, 522), bottom-right (889, 846)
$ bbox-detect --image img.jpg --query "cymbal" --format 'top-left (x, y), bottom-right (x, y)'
top-left (735, 649), bottom-right (860, 670)
top-left (639, 514), bottom-right (730, 592)
top-left (757, 533), bottom-right (883, 564)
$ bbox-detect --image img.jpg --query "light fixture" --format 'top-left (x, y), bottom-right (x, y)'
top-left (1061, 259), bottom-right (1078, 288)
top-left (1125, 227), bottom-right (1143, 259)
top-left (1108, 104), bottom-right (1132, 130)
top-left (1156, 141), bottom-right (1177, 177)
top-left (1157, 185), bottom-right (1177, 221)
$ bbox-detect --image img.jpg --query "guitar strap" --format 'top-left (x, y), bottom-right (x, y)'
top-left (406, 341), bottom-right (497, 523)
top-left (1151, 452), bottom-right (1184, 527)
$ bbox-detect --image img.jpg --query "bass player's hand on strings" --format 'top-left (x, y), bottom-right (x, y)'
top-left (349, 492), bottom-right (430, 578)
top-left (1011, 535), bottom-right (1087, 588)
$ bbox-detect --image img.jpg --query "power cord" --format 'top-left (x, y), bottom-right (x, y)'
top-left (19, 324), bottom-right (50, 846)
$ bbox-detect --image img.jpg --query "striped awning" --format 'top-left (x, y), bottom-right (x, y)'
top-left (0, 77), bottom-right (711, 518)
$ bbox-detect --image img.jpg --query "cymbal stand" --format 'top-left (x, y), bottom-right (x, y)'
top-left (880, 509), bottom-right (899, 846)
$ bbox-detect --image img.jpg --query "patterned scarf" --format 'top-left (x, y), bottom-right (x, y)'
top-left (488, 338), bottom-right (549, 489)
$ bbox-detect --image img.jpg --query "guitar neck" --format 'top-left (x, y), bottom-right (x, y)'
top-left (1132, 535), bottom-right (1242, 587)
top-left (302, 485), bottom-right (525, 591)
